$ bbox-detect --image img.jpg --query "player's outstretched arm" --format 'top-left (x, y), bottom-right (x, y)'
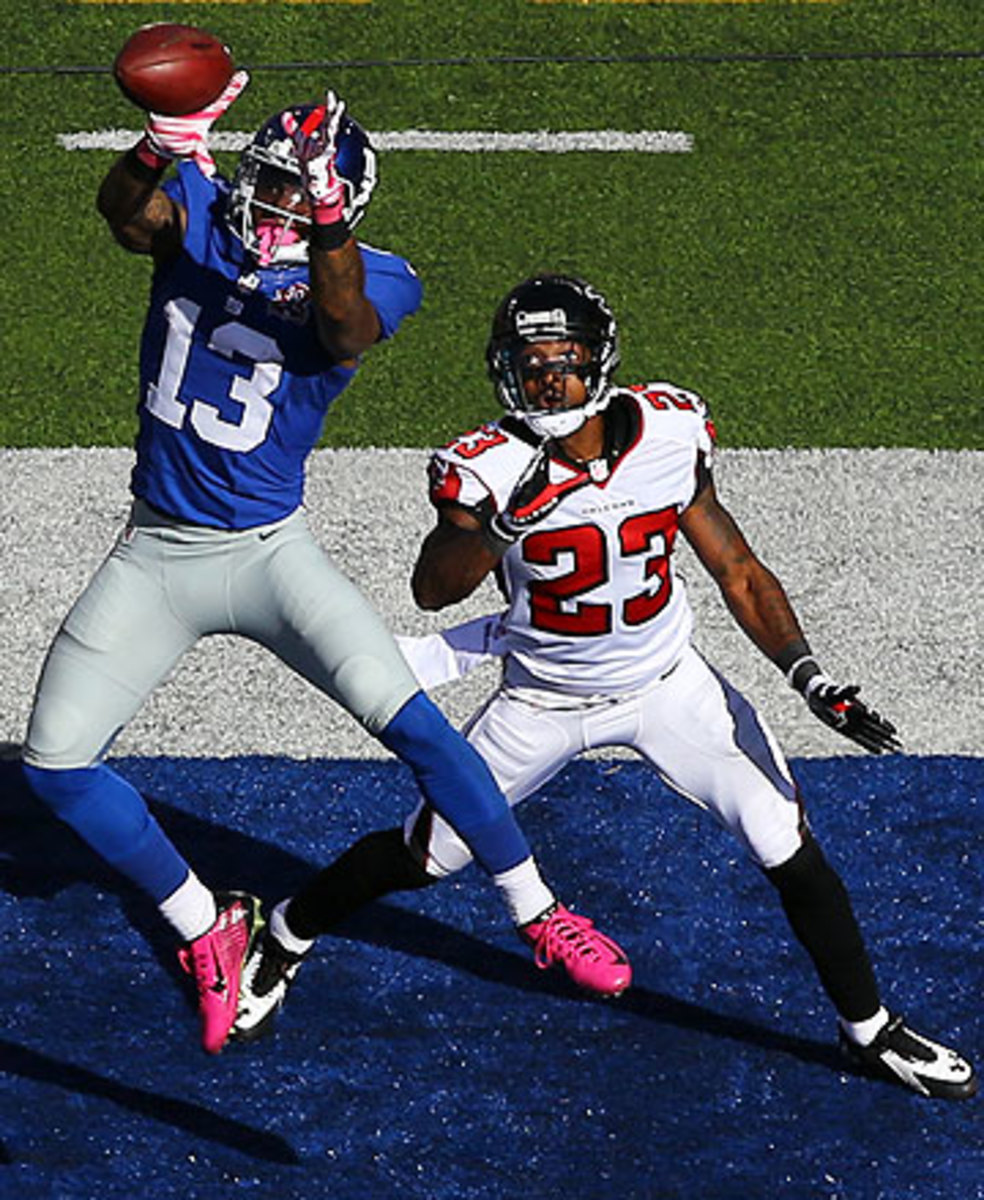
top-left (307, 238), bottom-right (380, 362)
top-left (97, 71), bottom-right (248, 261)
top-left (285, 93), bottom-right (381, 361)
top-left (96, 150), bottom-right (185, 261)
top-left (680, 480), bottom-right (807, 658)
top-left (680, 480), bottom-right (901, 755)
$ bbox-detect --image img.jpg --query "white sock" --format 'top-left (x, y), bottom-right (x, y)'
top-left (839, 1006), bottom-right (890, 1047)
top-left (158, 872), bottom-right (217, 942)
top-left (270, 899), bottom-right (316, 956)
top-left (492, 857), bottom-right (556, 926)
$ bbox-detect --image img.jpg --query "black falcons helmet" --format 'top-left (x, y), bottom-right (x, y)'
top-left (485, 273), bottom-right (620, 437)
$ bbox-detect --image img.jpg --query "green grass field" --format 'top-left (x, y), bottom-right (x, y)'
top-left (1, 1), bottom-right (981, 449)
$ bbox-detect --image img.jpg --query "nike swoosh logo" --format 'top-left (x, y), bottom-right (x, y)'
top-left (209, 956), bottom-right (228, 996)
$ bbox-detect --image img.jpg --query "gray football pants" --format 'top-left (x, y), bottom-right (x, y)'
top-left (24, 500), bottom-right (418, 769)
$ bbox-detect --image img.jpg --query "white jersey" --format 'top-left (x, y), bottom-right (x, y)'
top-left (429, 383), bottom-right (716, 697)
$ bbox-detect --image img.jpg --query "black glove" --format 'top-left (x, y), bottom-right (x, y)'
top-left (799, 673), bottom-right (902, 755)
top-left (483, 443), bottom-right (590, 554)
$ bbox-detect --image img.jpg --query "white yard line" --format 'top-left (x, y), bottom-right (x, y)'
top-left (57, 129), bottom-right (694, 154)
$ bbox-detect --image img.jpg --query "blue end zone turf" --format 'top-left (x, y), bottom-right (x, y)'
top-left (1, 754), bottom-right (981, 1199)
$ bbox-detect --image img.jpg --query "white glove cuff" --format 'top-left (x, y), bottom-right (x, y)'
top-left (784, 654), bottom-right (818, 688)
top-left (802, 671), bottom-right (832, 701)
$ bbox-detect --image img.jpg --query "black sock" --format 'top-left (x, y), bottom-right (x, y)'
top-left (286, 826), bottom-right (436, 941)
top-left (765, 833), bottom-right (881, 1022)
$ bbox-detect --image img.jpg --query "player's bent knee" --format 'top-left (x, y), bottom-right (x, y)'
top-left (334, 654), bottom-right (417, 735)
top-left (365, 827), bottom-right (438, 891)
top-left (764, 831), bottom-right (844, 901)
top-left (23, 694), bottom-right (105, 771)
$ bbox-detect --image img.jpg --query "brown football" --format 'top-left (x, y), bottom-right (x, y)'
top-left (113, 24), bottom-right (234, 116)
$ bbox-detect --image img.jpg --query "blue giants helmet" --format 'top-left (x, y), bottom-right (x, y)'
top-left (226, 104), bottom-right (378, 266)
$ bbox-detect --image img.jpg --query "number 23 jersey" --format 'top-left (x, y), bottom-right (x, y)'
top-left (429, 386), bottom-right (716, 697)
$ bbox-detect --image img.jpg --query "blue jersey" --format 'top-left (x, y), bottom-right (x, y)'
top-left (130, 162), bottom-right (422, 528)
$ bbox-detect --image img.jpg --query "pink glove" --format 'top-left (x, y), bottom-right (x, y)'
top-left (282, 91), bottom-right (347, 225)
top-left (135, 70), bottom-right (250, 178)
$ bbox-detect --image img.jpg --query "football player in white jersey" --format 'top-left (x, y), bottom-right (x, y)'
top-left (235, 274), bottom-right (975, 1101)
top-left (19, 72), bottom-right (628, 1056)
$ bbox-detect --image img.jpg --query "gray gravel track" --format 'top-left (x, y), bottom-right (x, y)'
top-left (1, 447), bottom-right (980, 759)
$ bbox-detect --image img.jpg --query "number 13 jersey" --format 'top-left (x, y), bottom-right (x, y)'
top-left (131, 162), bottom-right (422, 529)
top-left (429, 385), bottom-right (716, 698)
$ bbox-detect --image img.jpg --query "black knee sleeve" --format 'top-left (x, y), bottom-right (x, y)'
top-left (287, 826), bottom-right (437, 940)
top-left (765, 833), bottom-right (881, 1022)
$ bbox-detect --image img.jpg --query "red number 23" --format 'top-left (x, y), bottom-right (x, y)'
top-left (523, 507), bottom-right (678, 636)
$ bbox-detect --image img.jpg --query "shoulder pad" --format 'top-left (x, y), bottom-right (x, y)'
top-left (430, 421), bottom-right (538, 512)
top-left (627, 381), bottom-right (716, 444)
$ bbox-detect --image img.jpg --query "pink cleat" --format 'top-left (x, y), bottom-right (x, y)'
top-left (177, 892), bottom-right (262, 1055)
top-left (520, 904), bottom-right (632, 997)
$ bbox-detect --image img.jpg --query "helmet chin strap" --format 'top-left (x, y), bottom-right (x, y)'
top-left (521, 387), bottom-right (612, 440)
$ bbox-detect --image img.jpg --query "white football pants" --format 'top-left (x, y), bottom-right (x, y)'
top-left (403, 641), bottom-right (804, 876)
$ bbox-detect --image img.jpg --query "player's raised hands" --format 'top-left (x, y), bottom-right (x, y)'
top-left (800, 674), bottom-right (902, 755)
top-left (282, 92), bottom-right (348, 225)
top-left (139, 70), bottom-right (250, 178)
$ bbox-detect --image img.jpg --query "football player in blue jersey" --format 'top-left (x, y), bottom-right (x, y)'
top-left (19, 76), bottom-right (627, 1055)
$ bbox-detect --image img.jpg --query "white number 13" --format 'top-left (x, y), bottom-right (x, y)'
top-left (145, 297), bottom-right (283, 452)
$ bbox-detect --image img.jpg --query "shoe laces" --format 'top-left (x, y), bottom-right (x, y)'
top-left (529, 908), bottom-right (610, 969)
top-left (178, 941), bottom-right (224, 996)
top-left (874, 1014), bottom-right (936, 1064)
top-left (252, 935), bottom-right (304, 998)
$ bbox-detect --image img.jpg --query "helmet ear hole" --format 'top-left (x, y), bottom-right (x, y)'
top-left (486, 274), bottom-right (620, 437)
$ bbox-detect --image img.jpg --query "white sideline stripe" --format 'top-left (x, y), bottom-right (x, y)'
top-left (57, 128), bottom-right (695, 154)
top-left (1, 447), bottom-right (981, 761)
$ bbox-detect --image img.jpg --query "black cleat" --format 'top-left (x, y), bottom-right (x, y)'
top-left (231, 928), bottom-right (308, 1044)
top-left (839, 1013), bottom-right (978, 1101)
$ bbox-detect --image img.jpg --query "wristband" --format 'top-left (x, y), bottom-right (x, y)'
top-left (774, 640), bottom-right (822, 692)
top-left (802, 672), bottom-right (830, 701)
top-left (310, 220), bottom-right (351, 251)
top-left (131, 137), bottom-right (171, 175)
top-left (786, 655), bottom-right (822, 694)
top-left (480, 514), bottom-right (517, 557)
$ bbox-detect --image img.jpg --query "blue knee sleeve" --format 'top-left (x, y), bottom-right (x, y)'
top-left (21, 762), bottom-right (189, 903)
top-left (379, 692), bottom-right (530, 875)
